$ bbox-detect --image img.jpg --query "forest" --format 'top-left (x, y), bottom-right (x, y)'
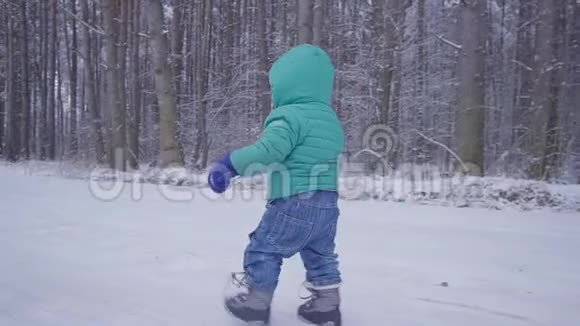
top-left (0, 0), bottom-right (579, 183)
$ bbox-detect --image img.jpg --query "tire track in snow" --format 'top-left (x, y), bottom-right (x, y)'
top-left (415, 297), bottom-right (536, 324)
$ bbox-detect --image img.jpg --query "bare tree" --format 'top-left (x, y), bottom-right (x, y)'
top-left (192, 0), bottom-right (213, 169)
top-left (19, 0), bottom-right (30, 160)
top-left (527, 0), bottom-right (566, 179)
top-left (57, 41), bottom-right (64, 159)
top-left (64, 0), bottom-right (79, 158)
top-left (80, 0), bottom-right (106, 164)
top-left (147, 0), bottom-right (184, 167)
top-left (414, 0), bottom-right (430, 163)
top-left (103, 0), bottom-right (126, 170)
top-left (257, 0), bottom-right (270, 122)
top-left (118, 0), bottom-right (130, 163)
top-left (511, 0), bottom-right (535, 171)
top-left (373, 0), bottom-right (411, 164)
top-left (128, 0), bottom-right (141, 169)
top-left (570, 0), bottom-right (580, 182)
top-left (298, 0), bottom-right (314, 44)
top-left (46, 0), bottom-right (58, 160)
top-left (39, 0), bottom-right (49, 160)
top-left (4, 6), bottom-right (19, 161)
top-left (455, 0), bottom-right (486, 176)
top-left (171, 0), bottom-right (185, 101)
top-left (0, 2), bottom-right (5, 157)
top-left (313, 0), bottom-right (323, 46)
top-left (1, 0), bottom-right (578, 183)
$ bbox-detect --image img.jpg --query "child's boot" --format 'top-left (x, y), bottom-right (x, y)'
top-left (225, 273), bottom-right (273, 325)
top-left (298, 282), bottom-right (341, 326)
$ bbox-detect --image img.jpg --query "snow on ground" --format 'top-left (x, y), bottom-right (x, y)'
top-left (1, 166), bottom-right (580, 326)
top-left (2, 160), bottom-right (580, 212)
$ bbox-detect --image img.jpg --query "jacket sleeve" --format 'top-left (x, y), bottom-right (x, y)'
top-left (230, 111), bottom-right (302, 176)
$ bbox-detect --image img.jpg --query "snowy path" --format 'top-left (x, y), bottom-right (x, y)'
top-left (1, 169), bottom-right (579, 326)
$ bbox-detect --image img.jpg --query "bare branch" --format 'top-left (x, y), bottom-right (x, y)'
top-left (511, 59), bottom-right (534, 71)
top-left (415, 130), bottom-right (469, 173)
top-left (438, 35), bottom-right (462, 50)
top-left (57, 1), bottom-right (105, 35)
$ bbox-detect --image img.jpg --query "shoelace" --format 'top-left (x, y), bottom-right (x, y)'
top-left (229, 272), bottom-right (250, 302)
top-left (231, 272), bottom-right (249, 288)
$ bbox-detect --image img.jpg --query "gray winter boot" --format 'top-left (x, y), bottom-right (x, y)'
top-left (298, 282), bottom-right (341, 326)
top-left (225, 273), bottom-right (273, 325)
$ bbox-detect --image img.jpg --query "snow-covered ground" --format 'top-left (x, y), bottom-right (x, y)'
top-left (1, 167), bottom-right (579, 326)
top-left (2, 160), bottom-right (580, 211)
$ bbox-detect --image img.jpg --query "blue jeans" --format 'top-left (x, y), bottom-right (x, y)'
top-left (244, 191), bottom-right (342, 290)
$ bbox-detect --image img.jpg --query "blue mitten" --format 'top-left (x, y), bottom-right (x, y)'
top-left (208, 153), bottom-right (239, 193)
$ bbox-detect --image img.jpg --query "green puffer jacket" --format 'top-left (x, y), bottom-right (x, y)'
top-left (230, 44), bottom-right (345, 200)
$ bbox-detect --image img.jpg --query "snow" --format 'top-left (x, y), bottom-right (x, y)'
top-left (2, 161), bottom-right (580, 212)
top-left (1, 167), bottom-right (580, 325)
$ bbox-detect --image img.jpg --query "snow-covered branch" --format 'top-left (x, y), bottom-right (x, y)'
top-left (438, 35), bottom-right (462, 50)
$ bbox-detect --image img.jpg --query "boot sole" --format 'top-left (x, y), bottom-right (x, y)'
top-left (298, 314), bottom-right (340, 326)
top-left (224, 302), bottom-right (270, 325)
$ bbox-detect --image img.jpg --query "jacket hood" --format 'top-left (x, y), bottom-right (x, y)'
top-left (269, 44), bottom-right (335, 108)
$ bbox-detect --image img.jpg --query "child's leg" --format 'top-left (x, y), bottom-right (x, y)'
top-left (243, 198), bottom-right (315, 289)
top-left (226, 201), bottom-right (301, 323)
top-left (299, 222), bottom-right (341, 287)
top-left (243, 230), bottom-right (284, 290)
top-left (298, 209), bottom-right (342, 325)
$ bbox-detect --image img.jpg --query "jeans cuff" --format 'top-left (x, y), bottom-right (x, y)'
top-left (307, 279), bottom-right (342, 289)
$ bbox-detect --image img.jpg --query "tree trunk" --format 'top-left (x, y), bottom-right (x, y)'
top-left (282, 1), bottom-right (289, 46)
top-left (172, 0), bottom-right (185, 100)
top-left (118, 0), bottom-right (130, 165)
top-left (192, 0), bottom-right (212, 169)
top-left (47, 0), bottom-right (57, 160)
top-left (527, 0), bottom-right (563, 179)
top-left (67, 0), bottom-right (78, 157)
top-left (0, 87), bottom-right (3, 156)
top-left (80, 61), bottom-right (86, 158)
top-left (0, 57), bottom-right (3, 156)
top-left (511, 0), bottom-right (535, 170)
top-left (5, 12), bottom-right (20, 161)
top-left (103, 0), bottom-right (126, 170)
top-left (382, 0), bottom-right (410, 167)
top-left (223, 0), bottom-right (235, 85)
top-left (234, 0), bottom-right (241, 56)
top-left (415, 0), bottom-right (429, 163)
top-left (257, 0), bottom-right (271, 122)
top-left (170, 0), bottom-right (186, 164)
top-left (128, 0), bottom-right (141, 169)
top-left (19, 0), bottom-right (30, 160)
top-left (544, 1), bottom-right (567, 179)
top-left (220, 0), bottom-right (235, 129)
top-left (39, 0), bottom-right (49, 160)
top-left (313, 0), bottom-right (323, 46)
top-left (57, 50), bottom-right (65, 158)
top-left (147, 0), bottom-right (184, 167)
top-left (455, 0), bottom-right (486, 176)
top-left (377, 0), bottom-right (410, 127)
top-left (371, 0), bottom-right (385, 121)
top-left (80, 0), bottom-right (106, 164)
top-left (0, 4), bottom-right (5, 157)
top-left (570, 0), bottom-right (580, 182)
top-left (29, 2), bottom-right (38, 158)
top-left (298, 0), bottom-right (313, 44)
